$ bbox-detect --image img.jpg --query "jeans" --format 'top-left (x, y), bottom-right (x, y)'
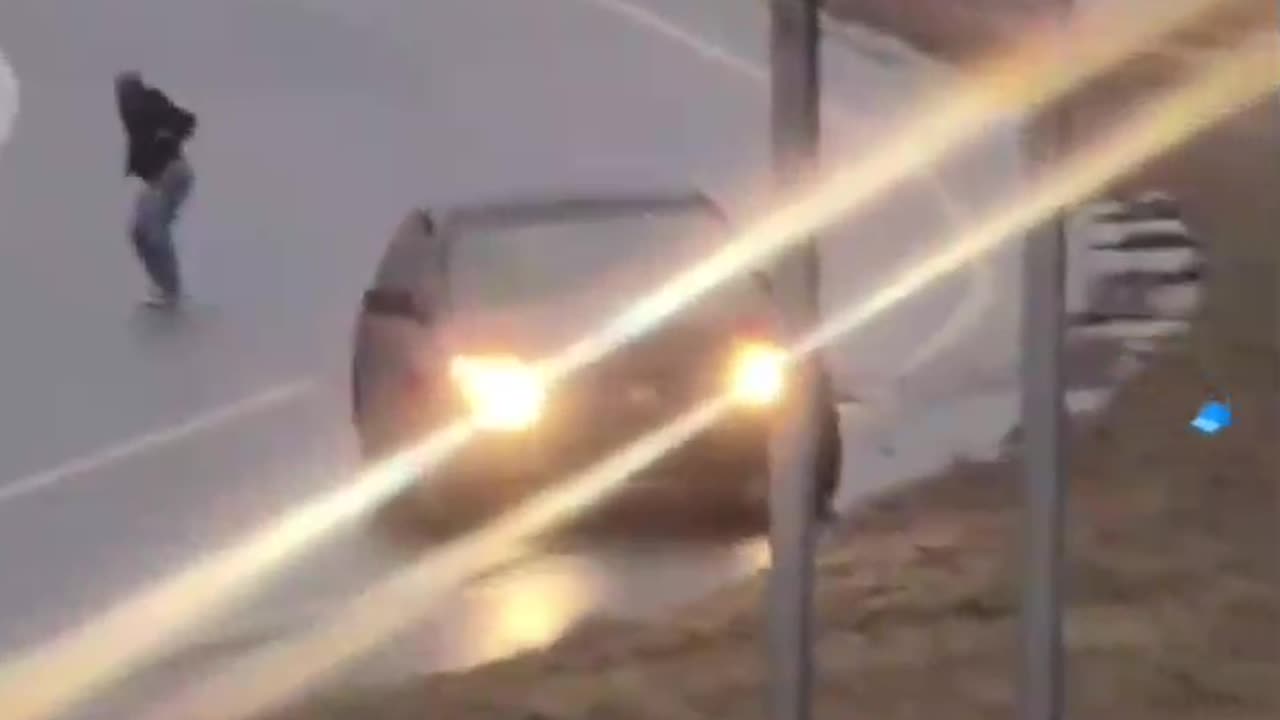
top-left (131, 156), bottom-right (194, 296)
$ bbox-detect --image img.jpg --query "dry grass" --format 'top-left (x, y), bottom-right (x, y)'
top-left (266, 5), bottom-right (1278, 718)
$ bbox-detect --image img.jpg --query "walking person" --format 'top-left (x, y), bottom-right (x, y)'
top-left (114, 71), bottom-right (197, 307)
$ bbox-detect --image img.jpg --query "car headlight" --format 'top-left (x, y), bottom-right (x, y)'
top-left (728, 341), bottom-right (787, 408)
top-left (449, 355), bottom-right (546, 432)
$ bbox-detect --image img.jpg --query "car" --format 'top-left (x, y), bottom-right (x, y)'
top-left (351, 189), bottom-right (821, 538)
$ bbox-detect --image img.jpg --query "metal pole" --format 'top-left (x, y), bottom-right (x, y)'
top-left (767, 1), bottom-right (822, 720)
top-left (1019, 2), bottom-right (1071, 720)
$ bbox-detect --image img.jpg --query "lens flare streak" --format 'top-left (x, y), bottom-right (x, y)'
top-left (797, 34), bottom-right (1280, 361)
top-left (148, 38), bottom-right (1280, 719)
top-left (0, 1), bottom-right (1241, 716)
top-left (144, 399), bottom-right (730, 720)
top-left (541, 0), bottom-right (1224, 382)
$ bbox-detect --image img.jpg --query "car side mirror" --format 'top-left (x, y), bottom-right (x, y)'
top-left (418, 209), bottom-right (437, 236)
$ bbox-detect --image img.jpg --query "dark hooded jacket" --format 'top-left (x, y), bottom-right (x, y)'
top-left (115, 73), bottom-right (197, 183)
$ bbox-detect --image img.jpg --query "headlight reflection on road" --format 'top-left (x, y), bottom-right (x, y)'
top-left (146, 38), bottom-right (1280, 719)
top-left (143, 399), bottom-right (730, 720)
top-left (0, 1), bottom-right (1236, 716)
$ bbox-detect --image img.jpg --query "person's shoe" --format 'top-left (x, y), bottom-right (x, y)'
top-left (143, 287), bottom-right (181, 308)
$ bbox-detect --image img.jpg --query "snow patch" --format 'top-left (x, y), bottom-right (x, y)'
top-left (833, 383), bottom-right (1117, 513)
top-left (1070, 318), bottom-right (1191, 343)
top-left (831, 197), bottom-right (1205, 514)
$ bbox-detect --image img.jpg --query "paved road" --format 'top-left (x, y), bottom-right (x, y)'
top-left (0, 0), bottom-right (1028, 715)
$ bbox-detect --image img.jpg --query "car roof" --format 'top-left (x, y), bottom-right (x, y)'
top-left (363, 188), bottom-right (762, 337)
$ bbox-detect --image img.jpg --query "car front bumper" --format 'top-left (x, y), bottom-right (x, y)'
top-left (404, 389), bottom-right (770, 520)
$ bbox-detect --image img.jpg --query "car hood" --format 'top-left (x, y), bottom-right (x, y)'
top-left (436, 303), bottom-right (587, 359)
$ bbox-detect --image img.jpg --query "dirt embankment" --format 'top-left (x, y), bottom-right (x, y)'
top-left (269, 4), bottom-right (1278, 718)
top-left (823, 0), bottom-right (1271, 67)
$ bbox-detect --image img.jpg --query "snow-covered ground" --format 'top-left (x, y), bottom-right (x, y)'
top-left (832, 198), bottom-right (1204, 510)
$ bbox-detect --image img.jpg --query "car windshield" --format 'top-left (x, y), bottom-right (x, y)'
top-left (445, 198), bottom-right (753, 348)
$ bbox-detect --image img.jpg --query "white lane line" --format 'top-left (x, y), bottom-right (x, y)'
top-left (573, 0), bottom-right (998, 390)
top-left (0, 41), bottom-right (18, 153)
top-left (0, 380), bottom-right (314, 506)
top-left (578, 0), bottom-right (768, 80)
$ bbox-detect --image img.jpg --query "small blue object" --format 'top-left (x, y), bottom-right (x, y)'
top-left (1190, 400), bottom-right (1232, 435)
